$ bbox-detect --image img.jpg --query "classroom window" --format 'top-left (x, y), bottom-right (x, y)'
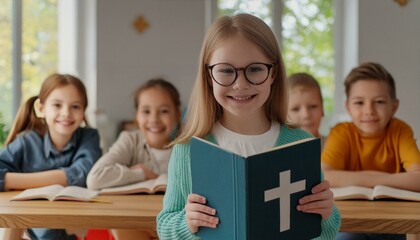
top-left (0, 0), bottom-right (13, 139)
top-left (0, 0), bottom-right (58, 135)
top-left (217, 0), bottom-right (334, 115)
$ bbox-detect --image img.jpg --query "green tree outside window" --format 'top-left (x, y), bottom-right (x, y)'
top-left (0, 111), bottom-right (8, 147)
top-left (0, 0), bottom-right (58, 130)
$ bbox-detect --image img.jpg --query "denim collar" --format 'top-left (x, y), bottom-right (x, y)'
top-left (43, 129), bottom-right (78, 156)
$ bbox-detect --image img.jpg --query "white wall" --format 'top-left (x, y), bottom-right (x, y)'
top-left (95, 0), bottom-right (205, 147)
top-left (335, 0), bottom-right (420, 146)
top-left (359, 0), bottom-right (420, 144)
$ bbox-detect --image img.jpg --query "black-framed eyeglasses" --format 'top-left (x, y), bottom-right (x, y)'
top-left (206, 62), bottom-right (276, 86)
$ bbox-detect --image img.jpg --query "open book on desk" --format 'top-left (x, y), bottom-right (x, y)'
top-left (99, 174), bottom-right (167, 195)
top-left (191, 136), bottom-right (322, 240)
top-left (11, 184), bottom-right (99, 202)
top-left (332, 185), bottom-right (420, 201)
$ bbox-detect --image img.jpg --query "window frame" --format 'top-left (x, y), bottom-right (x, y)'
top-left (11, 0), bottom-right (22, 118)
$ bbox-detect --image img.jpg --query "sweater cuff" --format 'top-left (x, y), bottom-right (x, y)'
top-left (132, 168), bottom-right (146, 181)
top-left (313, 206), bottom-right (341, 240)
top-left (179, 210), bottom-right (200, 240)
top-left (0, 169), bottom-right (7, 192)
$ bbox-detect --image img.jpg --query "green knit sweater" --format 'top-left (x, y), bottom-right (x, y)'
top-left (157, 125), bottom-right (341, 239)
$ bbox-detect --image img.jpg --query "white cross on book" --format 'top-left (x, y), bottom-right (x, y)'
top-left (264, 170), bottom-right (306, 232)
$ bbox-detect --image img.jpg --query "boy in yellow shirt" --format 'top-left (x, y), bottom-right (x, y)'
top-left (322, 62), bottom-right (420, 240)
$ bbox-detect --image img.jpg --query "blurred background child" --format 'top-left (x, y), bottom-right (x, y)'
top-left (87, 78), bottom-right (181, 240)
top-left (0, 74), bottom-right (102, 240)
top-left (287, 72), bottom-right (326, 149)
top-left (322, 62), bottom-right (420, 240)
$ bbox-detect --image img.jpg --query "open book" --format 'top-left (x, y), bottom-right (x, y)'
top-left (99, 174), bottom-right (167, 195)
top-left (11, 184), bottom-right (99, 202)
top-left (332, 185), bottom-right (420, 201)
top-left (191, 136), bottom-right (321, 240)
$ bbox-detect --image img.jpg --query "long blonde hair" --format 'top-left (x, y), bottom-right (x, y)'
top-left (173, 14), bottom-right (288, 145)
top-left (5, 74), bottom-right (89, 145)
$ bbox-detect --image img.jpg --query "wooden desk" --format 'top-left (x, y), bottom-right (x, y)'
top-left (3, 191), bottom-right (420, 234)
top-left (336, 200), bottom-right (420, 234)
top-left (0, 191), bottom-right (163, 229)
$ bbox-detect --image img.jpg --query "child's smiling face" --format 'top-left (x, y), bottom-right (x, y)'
top-left (39, 84), bottom-right (85, 144)
top-left (136, 87), bottom-right (180, 149)
top-left (208, 34), bottom-right (275, 125)
top-left (346, 80), bottom-right (399, 137)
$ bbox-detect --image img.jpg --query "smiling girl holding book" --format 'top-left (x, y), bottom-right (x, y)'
top-left (157, 13), bottom-right (340, 239)
top-left (0, 74), bottom-right (102, 240)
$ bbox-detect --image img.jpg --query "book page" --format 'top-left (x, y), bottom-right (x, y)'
top-left (152, 174), bottom-right (167, 193)
top-left (11, 184), bottom-right (64, 201)
top-left (373, 185), bottom-right (420, 201)
top-left (100, 179), bottom-right (155, 195)
top-left (331, 186), bottom-right (374, 200)
top-left (100, 174), bottom-right (168, 195)
top-left (55, 186), bottom-right (99, 201)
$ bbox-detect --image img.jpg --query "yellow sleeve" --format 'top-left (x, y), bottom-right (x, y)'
top-left (321, 123), bottom-right (352, 170)
top-left (396, 120), bottom-right (420, 170)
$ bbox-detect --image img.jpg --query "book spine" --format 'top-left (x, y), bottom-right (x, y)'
top-left (233, 155), bottom-right (238, 239)
top-left (244, 157), bottom-right (249, 240)
top-left (234, 156), bottom-right (247, 239)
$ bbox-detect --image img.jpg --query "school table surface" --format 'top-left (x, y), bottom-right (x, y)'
top-left (1, 191), bottom-right (420, 234)
top-left (336, 200), bottom-right (420, 234)
top-left (0, 191), bottom-right (163, 229)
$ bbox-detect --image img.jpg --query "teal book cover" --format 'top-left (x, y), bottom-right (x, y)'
top-left (191, 137), bottom-right (321, 240)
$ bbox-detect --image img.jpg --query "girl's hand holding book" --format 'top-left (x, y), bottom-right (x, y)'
top-left (185, 193), bottom-right (219, 233)
top-left (296, 180), bottom-right (334, 219)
